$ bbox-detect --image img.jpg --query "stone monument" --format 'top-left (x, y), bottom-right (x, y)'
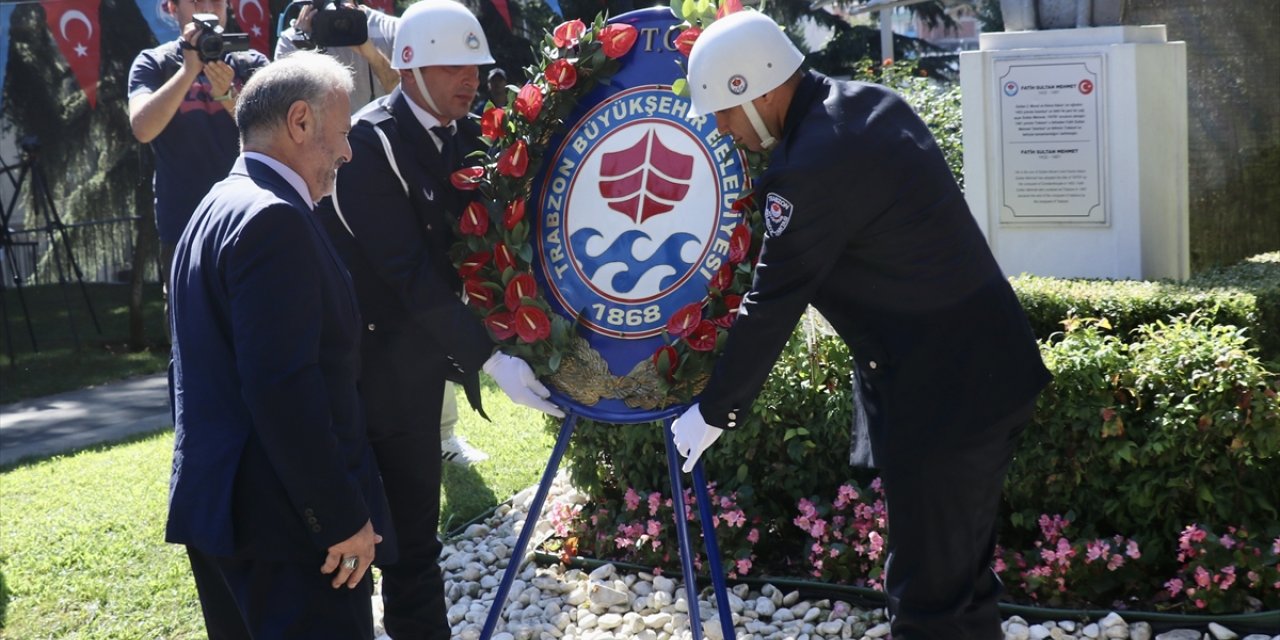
top-left (961, 0), bottom-right (1189, 281)
top-left (999, 0), bottom-right (1125, 31)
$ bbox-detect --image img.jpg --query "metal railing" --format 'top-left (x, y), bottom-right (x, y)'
top-left (1, 217), bottom-right (159, 287)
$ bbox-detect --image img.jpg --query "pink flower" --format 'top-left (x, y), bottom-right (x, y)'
top-left (722, 509), bottom-right (745, 528)
top-left (1272, 536), bottom-right (1280, 555)
top-left (993, 556), bottom-right (1007, 573)
top-left (798, 498), bottom-right (817, 519)
top-left (1165, 577), bottom-right (1184, 597)
top-left (624, 487), bottom-right (641, 511)
top-left (1125, 539), bottom-right (1141, 559)
top-left (646, 519), bottom-right (662, 537)
top-left (1220, 534), bottom-right (1237, 549)
top-left (1085, 540), bottom-right (1108, 563)
top-left (1106, 554), bottom-right (1125, 571)
top-left (1195, 565), bottom-right (1211, 587)
top-left (735, 558), bottom-right (752, 575)
top-left (647, 492), bottom-right (662, 516)
top-left (834, 484), bottom-right (859, 508)
top-left (1219, 566), bottom-right (1237, 590)
top-left (747, 528), bottom-right (760, 543)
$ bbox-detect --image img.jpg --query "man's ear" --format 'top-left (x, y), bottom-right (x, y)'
top-left (285, 100), bottom-right (312, 144)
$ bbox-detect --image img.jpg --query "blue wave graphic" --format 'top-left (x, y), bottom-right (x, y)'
top-left (570, 228), bottom-right (699, 294)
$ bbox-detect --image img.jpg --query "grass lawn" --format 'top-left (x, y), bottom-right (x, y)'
top-left (0, 383), bottom-right (555, 639)
top-left (0, 283), bottom-right (169, 404)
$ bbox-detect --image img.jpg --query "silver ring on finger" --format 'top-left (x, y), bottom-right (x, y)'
top-left (342, 556), bottom-right (358, 571)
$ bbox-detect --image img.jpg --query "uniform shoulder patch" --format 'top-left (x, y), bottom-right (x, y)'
top-left (763, 192), bottom-right (794, 237)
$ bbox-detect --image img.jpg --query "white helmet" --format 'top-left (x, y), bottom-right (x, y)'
top-left (392, 0), bottom-right (495, 70)
top-left (686, 11), bottom-right (804, 118)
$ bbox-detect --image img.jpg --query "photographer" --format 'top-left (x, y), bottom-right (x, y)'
top-left (276, 1), bottom-right (399, 114)
top-left (128, 0), bottom-right (267, 304)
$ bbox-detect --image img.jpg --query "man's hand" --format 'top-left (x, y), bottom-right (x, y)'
top-left (483, 353), bottom-right (566, 418)
top-left (671, 403), bottom-right (724, 473)
top-left (321, 519), bottom-right (381, 589)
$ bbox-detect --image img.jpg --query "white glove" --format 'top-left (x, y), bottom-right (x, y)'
top-left (671, 403), bottom-right (724, 473)
top-left (483, 352), bottom-right (566, 418)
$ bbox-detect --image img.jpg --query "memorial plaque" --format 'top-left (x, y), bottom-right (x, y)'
top-left (995, 55), bottom-right (1106, 224)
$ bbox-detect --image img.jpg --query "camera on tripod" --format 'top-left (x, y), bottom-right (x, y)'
top-left (191, 13), bottom-right (251, 62)
top-left (282, 1), bottom-right (369, 50)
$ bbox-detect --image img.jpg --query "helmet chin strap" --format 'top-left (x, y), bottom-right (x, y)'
top-left (411, 67), bottom-right (448, 124)
top-left (742, 100), bottom-right (776, 150)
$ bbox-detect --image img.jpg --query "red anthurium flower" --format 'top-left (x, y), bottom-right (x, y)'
top-left (450, 166), bottom-right (484, 191)
top-left (505, 273), bottom-right (538, 311)
top-left (552, 19), bottom-right (586, 48)
top-left (514, 84), bottom-right (544, 122)
top-left (497, 139), bottom-right (529, 178)
top-left (674, 27), bottom-right (701, 57)
top-left (464, 278), bottom-right (494, 309)
top-left (652, 344), bottom-right (678, 381)
top-left (504, 199), bottom-right (526, 230)
top-left (712, 294), bottom-right (742, 328)
top-left (459, 201), bottom-right (490, 236)
top-left (666, 301), bottom-right (703, 338)
top-left (458, 251), bottom-right (491, 278)
top-left (481, 107), bottom-right (506, 140)
top-left (514, 305), bottom-right (552, 343)
top-left (728, 224), bottom-right (751, 264)
top-left (716, 0), bottom-right (744, 19)
top-left (710, 263), bottom-right (733, 290)
top-left (484, 310), bottom-right (517, 340)
top-left (494, 242), bottom-right (516, 272)
top-left (684, 320), bottom-right (718, 352)
top-left (599, 24), bottom-right (638, 59)
top-left (546, 59), bottom-right (578, 91)
top-left (731, 192), bottom-right (755, 212)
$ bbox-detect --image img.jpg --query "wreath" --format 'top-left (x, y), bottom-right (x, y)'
top-left (448, 4), bottom-right (764, 409)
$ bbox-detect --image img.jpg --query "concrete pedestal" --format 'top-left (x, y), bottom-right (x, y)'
top-left (961, 26), bottom-right (1189, 280)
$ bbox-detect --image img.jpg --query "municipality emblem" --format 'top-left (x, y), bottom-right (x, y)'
top-left (728, 74), bottom-right (748, 96)
top-left (466, 33), bottom-right (481, 50)
top-left (537, 86), bottom-right (748, 339)
top-left (764, 192), bottom-right (793, 237)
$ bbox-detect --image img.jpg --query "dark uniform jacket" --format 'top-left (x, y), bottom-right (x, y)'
top-left (699, 71), bottom-right (1051, 449)
top-left (166, 157), bottom-right (394, 562)
top-left (317, 88), bottom-right (494, 411)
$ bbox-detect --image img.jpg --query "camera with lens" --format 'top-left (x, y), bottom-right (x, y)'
top-left (286, 1), bottom-right (369, 50)
top-left (191, 13), bottom-right (251, 62)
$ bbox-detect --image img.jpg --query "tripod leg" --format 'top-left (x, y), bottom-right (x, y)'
top-left (480, 412), bottom-right (579, 640)
top-left (36, 185), bottom-right (82, 351)
top-left (692, 460), bottom-right (736, 640)
top-left (664, 416), bottom-right (706, 640)
top-left (2, 165), bottom-right (39, 353)
top-left (35, 163), bottom-right (101, 334)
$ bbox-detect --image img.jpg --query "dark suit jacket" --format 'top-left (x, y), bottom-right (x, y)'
top-left (316, 89), bottom-right (494, 407)
top-left (166, 156), bottom-right (394, 562)
top-left (700, 71), bottom-right (1051, 446)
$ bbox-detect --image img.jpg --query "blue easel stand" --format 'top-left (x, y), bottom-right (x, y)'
top-left (479, 406), bottom-right (737, 640)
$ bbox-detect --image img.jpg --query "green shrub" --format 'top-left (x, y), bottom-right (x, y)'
top-left (1011, 251), bottom-right (1280, 363)
top-left (1004, 313), bottom-right (1280, 565)
top-left (560, 314), bottom-right (859, 570)
top-left (555, 255), bottom-right (1280, 609)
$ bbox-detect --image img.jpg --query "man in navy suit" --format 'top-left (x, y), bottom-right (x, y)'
top-left (167, 51), bottom-right (393, 639)
top-left (673, 12), bottom-right (1051, 640)
top-left (315, 1), bottom-right (562, 637)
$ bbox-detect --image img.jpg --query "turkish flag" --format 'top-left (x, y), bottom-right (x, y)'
top-left (364, 0), bottom-right (394, 15)
top-left (43, 0), bottom-right (101, 108)
top-left (229, 0), bottom-right (270, 56)
top-left (491, 0), bottom-right (512, 30)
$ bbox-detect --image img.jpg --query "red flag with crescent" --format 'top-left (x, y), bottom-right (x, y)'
top-left (229, 0), bottom-right (270, 56)
top-left (42, 0), bottom-right (101, 108)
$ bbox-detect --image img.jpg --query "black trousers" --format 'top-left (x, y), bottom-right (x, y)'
top-left (186, 546), bottom-right (373, 640)
top-left (360, 328), bottom-right (450, 640)
top-left (873, 399), bottom-right (1036, 640)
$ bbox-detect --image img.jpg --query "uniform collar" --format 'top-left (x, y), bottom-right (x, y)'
top-left (402, 89), bottom-right (456, 150)
top-left (778, 70), bottom-right (826, 147)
